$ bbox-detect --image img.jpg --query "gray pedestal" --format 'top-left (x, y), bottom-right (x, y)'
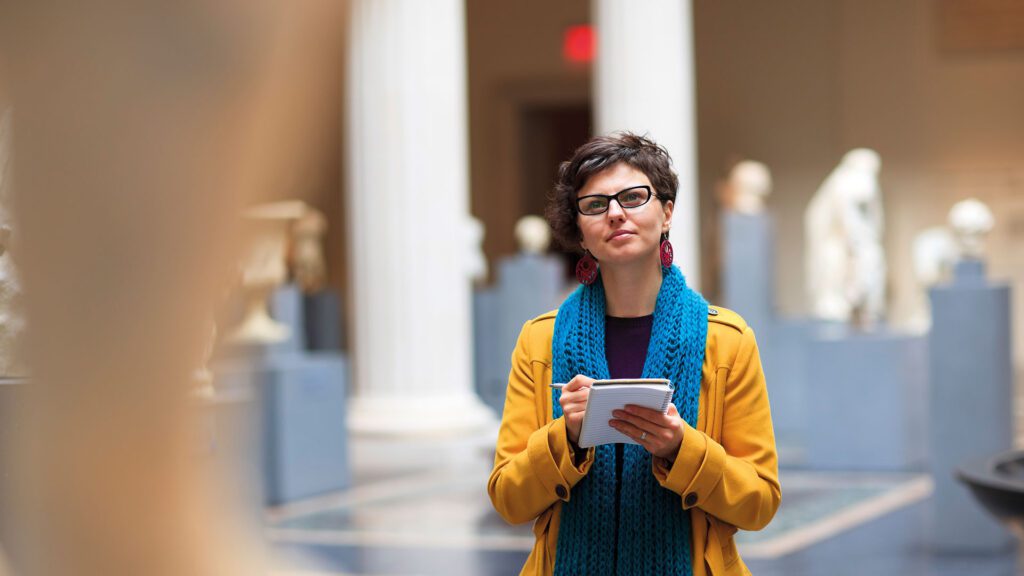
top-left (805, 327), bottom-right (928, 470)
top-left (304, 289), bottom-right (344, 352)
top-left (270, 283), bottom-right (306, 353)
top-left (473, 288), bottom-right (504, 413)
top-left (216, 352), bottom-right (350, 506)
top-left (721, 211), bottom-right (775, 336)
top-left (928, 259), bottom-right (1013, 551)
top-left (474, 253), bottom-right (565, 416)
top-left (759, 319), bottom-right (813, 464)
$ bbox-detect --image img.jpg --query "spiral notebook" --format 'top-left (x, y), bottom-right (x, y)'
top-left (578, 378), bottom-right (674, 448)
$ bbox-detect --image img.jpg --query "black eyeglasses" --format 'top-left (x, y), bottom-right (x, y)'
top-left (576, 185), bottom-right (654, 216)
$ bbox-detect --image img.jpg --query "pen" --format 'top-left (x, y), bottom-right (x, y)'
top-left (549, 382), bottom-right (567, 389)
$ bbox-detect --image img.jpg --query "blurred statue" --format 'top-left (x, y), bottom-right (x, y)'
top-left (723, 160), bottom-right (772, 214)
top-left (290, 206), bottom-right (327, 293)
top-left (912, 227), bottom-right (957, 288)
top-left (949, 198), bottom-right (994, 260)
top-left (909, 198), bottom-right (995, 330)
top-left (805, 148), bottom-right (886, 326)
top-left (227, 202), bottom-right (301, 344)
top-left (0, 108), bottom-right (26, 376)
top-left (912, 198), bottom-right (994, 289)
top-left (515, 214), bottom-right (552, 254)
top-left (191, 321), bottom-right (217, 398)
top-left (465, 216), bottom-right (488, 284)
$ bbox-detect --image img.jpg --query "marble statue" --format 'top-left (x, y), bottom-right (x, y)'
top-left (912, 198), bottom-right (994, 288)
top-left (290, 206), bottom-right (327, 294)
top-left (227, 201), bottom-right (303, 344)
top-left (0, 108), bottom-right (26, 376)
top-left (949, 198), bottom-right (994, 260)
top-left (912, 227), bottom-right (957, 288)
top-left (723, 160), bottom-right (772, 214)
top-left (909, 198), bottom-right (994, 330)
top-left (515, 214), bottom-right (552, 254)
top-left (805, 148), bottom-right (887, 326)
top-left (465, 216), bottom-right (488, 284)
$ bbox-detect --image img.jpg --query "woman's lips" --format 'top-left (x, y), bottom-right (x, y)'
top-left (607, 230), bottom-right (634, 241)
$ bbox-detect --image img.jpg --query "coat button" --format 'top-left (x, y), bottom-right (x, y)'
top-left (684, 492), bottom-right (698, 507)
top-left (555, 485), bottom-right (568, 499)
top-left (708, 308), bottom-right (719, 316)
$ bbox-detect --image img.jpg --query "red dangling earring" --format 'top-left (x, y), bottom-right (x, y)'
top-left (660, 233), bottom-right (674, 267)
top-left (575, 250), bottom-right (599, 285)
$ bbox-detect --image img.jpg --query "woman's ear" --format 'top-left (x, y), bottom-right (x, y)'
top-left (662, 199), bottom-right (674, 231)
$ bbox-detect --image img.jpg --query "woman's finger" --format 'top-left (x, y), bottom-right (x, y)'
top-left (609, 419), bottom-right (654, 445)
top-left (611, 408), bottom-right (661, 434)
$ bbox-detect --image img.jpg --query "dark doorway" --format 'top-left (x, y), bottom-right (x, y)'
top-left (519, 103), bottom-right (591, 277)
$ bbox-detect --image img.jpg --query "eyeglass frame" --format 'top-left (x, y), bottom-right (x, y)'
top-left (575, 185), bottom-right (657, 216)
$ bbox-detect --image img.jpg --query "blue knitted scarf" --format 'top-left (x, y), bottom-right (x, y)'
top-left (551, 265), bottom-right (708, 576)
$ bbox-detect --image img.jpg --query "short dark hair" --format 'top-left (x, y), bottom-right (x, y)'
top-left (545, 132), bottom-right (678, 251)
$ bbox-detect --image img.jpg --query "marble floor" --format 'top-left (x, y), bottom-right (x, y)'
top-left (267, 430), bottom-right (1022, 576)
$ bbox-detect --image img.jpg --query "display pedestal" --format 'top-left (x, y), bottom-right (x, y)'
top-left (195, 381), bottom-right (262, 530)
top-left (758, 319), bottom-right (818, 464)
top-left (805, 326), bottom-right (928, 470)
top-left (473, 253), bottom-right (564, 415)
top-left (472, 289), bottom-right (504, 413)
top-left (721, 211), bottom-right (775, 335)
top-left (216, 351), bottom-right (350, 506)
top-left (304, 290), bottom-right (344, 351)
top-left (928, 259), bottom-right (1013, 551)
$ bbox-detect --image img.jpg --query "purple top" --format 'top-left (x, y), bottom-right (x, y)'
top-left (605, 314), bottom-right (654, 379)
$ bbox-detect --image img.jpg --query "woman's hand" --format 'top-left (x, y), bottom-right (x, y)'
top-left (559, 374), bottom-right (595, 444)
top-left (610, 403), bottom-right (684, 460)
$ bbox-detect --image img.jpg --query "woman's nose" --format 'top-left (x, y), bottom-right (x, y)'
top-left (606, 199), bottom-right (627, 220)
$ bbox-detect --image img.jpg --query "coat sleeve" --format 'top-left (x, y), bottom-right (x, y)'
top-left (652, 325), bottom-right (781, 531)
top-left (487, 319), bottom-right (595, 525)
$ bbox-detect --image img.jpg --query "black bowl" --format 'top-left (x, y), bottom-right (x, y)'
top-left (956, 450), bottom-right (1024, 540)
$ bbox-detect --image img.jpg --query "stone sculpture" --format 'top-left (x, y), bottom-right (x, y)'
top-left (0, 108), bottom-right (25, 376)
top-left (949, 198), bottom-right (994, 261)
top-left (723, 160), bottom-right (772, 215)
top-left (227, 201), bottom-right (303, 344)
top-left (909, 198), bottom-right (994, 330)
top-left (805, 148), bottom-right (887, 326)
top-left (515, 214), bottom-right (552, 254)
top-left (465, 216), bottom-right (488, 284)
top-left (290, 207), bottom-right (327, 294)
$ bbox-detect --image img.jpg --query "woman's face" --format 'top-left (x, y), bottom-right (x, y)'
top-left (576, 162), bottom-right (673, 268)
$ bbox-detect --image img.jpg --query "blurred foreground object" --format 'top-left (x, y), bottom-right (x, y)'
top-left (722, 160), bottom-right (772, 215)
top-left (0, 108), bottom-right (25, 377)
top-left (0, 1), bottom-right (342, 575)
top-left (805, 148), bottom-right (886, 327)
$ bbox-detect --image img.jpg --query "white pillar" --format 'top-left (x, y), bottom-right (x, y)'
top-left (345, 0), bottom-right (495, 435)
top-left (593, 0), bottom-right (701, 288)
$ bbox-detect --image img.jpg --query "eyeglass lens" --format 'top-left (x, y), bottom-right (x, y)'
top-left (578, 186), bottom-right (651, 215)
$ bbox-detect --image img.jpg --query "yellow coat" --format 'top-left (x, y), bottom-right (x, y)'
top-left (487, 306), bottom-right (780, 576)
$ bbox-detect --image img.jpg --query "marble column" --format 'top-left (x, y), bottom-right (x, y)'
top-left (593, 0), bottom-right (700, 288)
top-left (346, 0), bottom-right (495, 435)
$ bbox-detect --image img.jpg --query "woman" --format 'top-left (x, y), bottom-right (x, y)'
top-left (487, 133), bottom-right (780, 576)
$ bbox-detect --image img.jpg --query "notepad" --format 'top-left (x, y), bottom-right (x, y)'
top-left (577, 378), bottom-right (674, 448)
